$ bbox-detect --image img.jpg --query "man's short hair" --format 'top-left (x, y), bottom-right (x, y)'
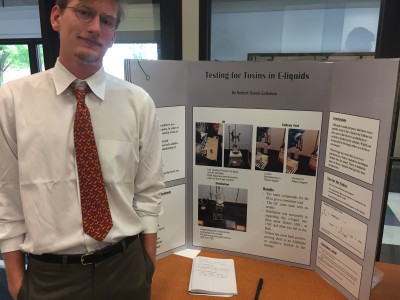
top-left (55, 0), bottom-right (124, 28)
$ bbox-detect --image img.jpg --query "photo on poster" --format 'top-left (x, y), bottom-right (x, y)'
top-left (195, 122), bottom-right (224, 167)
top-left (255, 127), bottom-right (285, 173)
top-left (198, 185), bottom-right (248, 232)
top-left (223, 124), bottom-right (253, 169)
top-left (285, 129), bottom-right (319, 176)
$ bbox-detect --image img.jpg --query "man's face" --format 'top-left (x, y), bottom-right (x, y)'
top-left (51, 0), bottom-right (118, 69)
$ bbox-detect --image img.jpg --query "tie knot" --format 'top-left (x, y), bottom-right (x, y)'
top-left (71, 82), bottom-right (91, 102)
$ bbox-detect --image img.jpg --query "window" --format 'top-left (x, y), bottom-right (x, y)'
top-left (207, 0), bottom-right (381, 61)
top-left (103, 43), bottom-right (158, 79)
top-left (0, 42), bottom-right (44, 86)
top-left (0, 44), bottom-right (30, 85)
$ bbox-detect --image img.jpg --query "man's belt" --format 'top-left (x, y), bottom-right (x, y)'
top-left (29, 235), bottom-right (138, 265)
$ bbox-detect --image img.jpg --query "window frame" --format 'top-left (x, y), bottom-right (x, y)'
top-left (0, 38), bottom-right (43, 76)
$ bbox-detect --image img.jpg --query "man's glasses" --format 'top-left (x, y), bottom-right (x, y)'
top-left (65, 6), bottom-right (118, 32)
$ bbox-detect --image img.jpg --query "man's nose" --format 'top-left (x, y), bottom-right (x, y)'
top-left (87, 15), bottom-right (102, 33)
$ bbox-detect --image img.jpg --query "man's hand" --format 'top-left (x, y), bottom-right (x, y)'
top-left (3, 250), bottom-right (25, 300)
top-left (139, 233), bottom-right (157, 267)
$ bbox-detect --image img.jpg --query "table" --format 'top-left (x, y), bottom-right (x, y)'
top-left (370, 262), bottom-right (400, 300)
top-left (152, 251), bottom-right (400, 300)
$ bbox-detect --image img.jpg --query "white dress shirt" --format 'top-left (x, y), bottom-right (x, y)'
top-left (0, 60), bottom-right (164, 255)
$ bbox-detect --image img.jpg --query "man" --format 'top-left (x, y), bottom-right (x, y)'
top-left (0, 0), bottom-right (164, 299)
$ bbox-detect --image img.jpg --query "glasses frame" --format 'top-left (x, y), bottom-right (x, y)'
top-left (64, 5), bottom-right (118, 32)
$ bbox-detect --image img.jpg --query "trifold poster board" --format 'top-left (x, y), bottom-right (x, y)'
top-left (125, 59), bottom-right (400, 300)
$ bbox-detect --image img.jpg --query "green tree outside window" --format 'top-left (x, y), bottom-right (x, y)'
top-left (0, 45), bottom-right (30, 85)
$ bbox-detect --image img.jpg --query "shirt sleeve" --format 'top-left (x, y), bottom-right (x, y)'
top-left (0, 84), bottom-right (26, 253)
top-left (132, 93), bottom-right (165, 234)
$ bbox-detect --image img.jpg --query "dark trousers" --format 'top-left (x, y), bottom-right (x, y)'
top-left (17, 238), bottom-right (154, 300)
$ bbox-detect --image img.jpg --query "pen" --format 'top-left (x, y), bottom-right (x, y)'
top-left (255, 277), bottom-right (263, 300)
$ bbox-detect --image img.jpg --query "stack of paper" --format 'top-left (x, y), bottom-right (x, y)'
top-left (188, 256), bottom-right (238, 297)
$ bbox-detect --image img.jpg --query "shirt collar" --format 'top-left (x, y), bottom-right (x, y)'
top-left (52, 59), bottom-right (107, 101)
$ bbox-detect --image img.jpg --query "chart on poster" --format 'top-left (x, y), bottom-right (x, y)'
top-left (193, 107), bottom-right (322, 265)
top-left (319, 201), bottom-right (367, 259)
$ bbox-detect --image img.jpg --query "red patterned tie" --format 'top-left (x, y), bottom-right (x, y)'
top-left (72, 83), bottom-right (113, 241)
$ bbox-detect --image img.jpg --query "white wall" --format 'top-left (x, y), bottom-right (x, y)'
top-left (0, 6), bottom-right (41, 39)
top-left (210, 1), bottom-right (380, 61)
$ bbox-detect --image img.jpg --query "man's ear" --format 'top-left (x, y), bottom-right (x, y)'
top-left (108, 32), bottom-right (116, 49)
top-left (108, 31), bottom-right (117, 48)
top-left (50, 5), bottom-right (62, 32)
